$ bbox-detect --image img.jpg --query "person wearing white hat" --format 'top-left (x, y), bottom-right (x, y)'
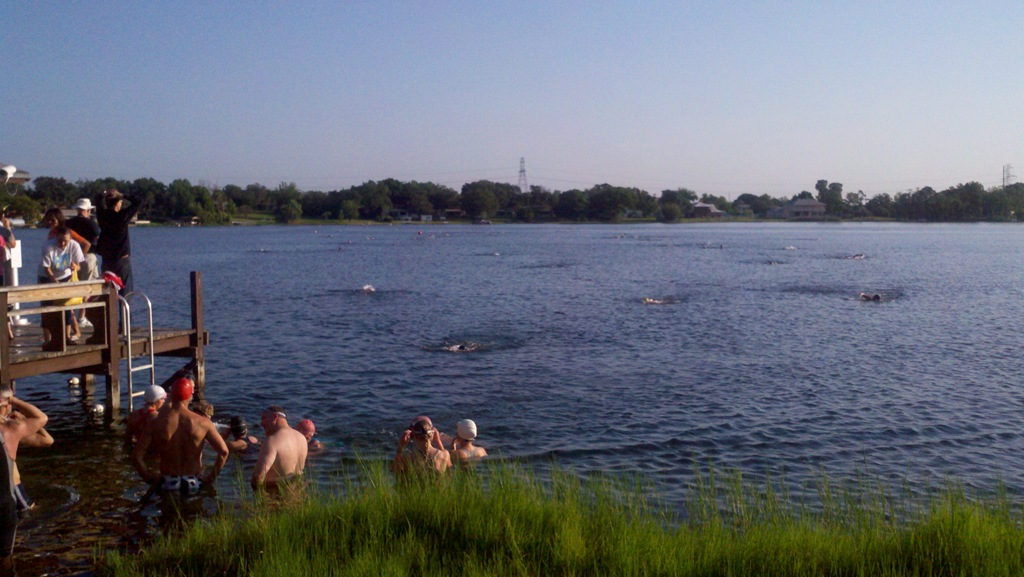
top-left (67, 197), bottom-right (101, 328)
top-left (450, 419), bottom-right (487, 465)
top-left (125, 385), bottom-right (167, 444)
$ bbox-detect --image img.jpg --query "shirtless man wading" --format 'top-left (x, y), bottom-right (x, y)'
top-left (0, 389), bottom-right (48, 576)
top-left (251, 406), bottom-right (307, 493)
top-left (131, 377), bottom-right (229, 494)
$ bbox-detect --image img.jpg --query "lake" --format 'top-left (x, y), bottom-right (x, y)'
top-left (9, 221), bottom-right (1024, 574)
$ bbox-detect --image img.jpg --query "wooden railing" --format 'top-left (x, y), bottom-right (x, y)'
top-left (1, 279), bottom-right (120, 354)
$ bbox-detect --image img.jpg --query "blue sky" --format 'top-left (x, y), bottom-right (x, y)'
top-left (5, 1), bottom-right (1023, 199)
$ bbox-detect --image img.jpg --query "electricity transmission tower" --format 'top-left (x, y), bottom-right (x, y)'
top-left (1003, 164), bottom-right (1016, 187)
top-left (518, 157), bottom-right (529, 194)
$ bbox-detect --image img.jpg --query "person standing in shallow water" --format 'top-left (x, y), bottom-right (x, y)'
top-left (0, 387), bottom-right (48, 577)
top-left (393, 416), bottom-right (451, 476)
top-left (131, 378), bottom-right (229, 495)
top-left (251, 407), bottom-right (307, 493)
top-left (450, 419), bottom-right (487, 465)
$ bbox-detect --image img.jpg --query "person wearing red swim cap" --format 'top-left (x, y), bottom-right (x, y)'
top-left (131, 376), bottom-right (229, 495)
top-left (251, 406), bottom-right (308, 494)
top-left (295, 419), bottom-right (323, 451)
top-left (169, 377), bottom-right (193, 402)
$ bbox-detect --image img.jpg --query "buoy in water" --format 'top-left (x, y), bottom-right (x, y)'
top-left (68, 377), bottom-right (80, 386)
top-left (92, 403), bottom-right (104, 414)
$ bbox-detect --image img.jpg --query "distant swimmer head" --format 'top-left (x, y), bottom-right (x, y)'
top-left (408, 415), bottom-right (434, 437)
top-left (362, 284), bottom-right (375, 293)
top-left (170, 377), bottom-right (194, 402)
top-left (296, 419), bottom-right (316, 438)
top-left (143, 385), bottom-right (167, 404)
top-left (230, 416), bottom-right (249, 438)
top-left (456, 419), bottom-right (477, 441)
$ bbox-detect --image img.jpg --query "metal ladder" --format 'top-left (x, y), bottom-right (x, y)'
top-left (120, 291), bottom-right (156, 413)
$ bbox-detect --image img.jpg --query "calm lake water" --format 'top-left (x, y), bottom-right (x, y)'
top-left (9, 222), bottom-right (1024, 574)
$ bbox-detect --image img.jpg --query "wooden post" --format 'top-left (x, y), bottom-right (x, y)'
top-left (82, 373), bottom-right (95, 396)
top-left (103, 286), bottom-right (121, 412)
top-left (190, 271), bottom-right (205, 396)
top-left (1, 292), bottom-right (10, 390)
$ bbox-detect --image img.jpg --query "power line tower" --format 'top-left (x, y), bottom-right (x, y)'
top-left (1003, 164), bottom-right (1016, 187)
top-left (517, 157), bottom-right (529, 194)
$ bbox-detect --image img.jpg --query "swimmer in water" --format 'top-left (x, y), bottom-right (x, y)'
top-left (859, 292), bottom-right (882, 301)
top-left (445, 342), bottom-right (478, 352)
top-left (361, 284), bottom-right (375, 293)
top-left (295, 419), bottom-right (324, 452)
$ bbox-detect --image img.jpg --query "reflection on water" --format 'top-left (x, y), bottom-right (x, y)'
top-left (9, 222), bottom-right (1024, 574)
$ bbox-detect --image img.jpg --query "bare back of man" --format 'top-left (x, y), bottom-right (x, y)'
top-left (252, 407), bottom-right (308, 493)
top-left (132, 379), bottom-right (228, 493)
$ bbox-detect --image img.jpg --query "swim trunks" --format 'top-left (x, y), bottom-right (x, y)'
top-left (161, 475), bottom-right (202, 495)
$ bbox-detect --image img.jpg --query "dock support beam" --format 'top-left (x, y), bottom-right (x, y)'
top-left (190, 271), bottom-right (205, 398)
top-left (103, 284), bottom-right (121, 412)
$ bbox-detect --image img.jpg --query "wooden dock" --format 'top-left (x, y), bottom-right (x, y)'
top-left (1, 271), bottom-right (208, 412)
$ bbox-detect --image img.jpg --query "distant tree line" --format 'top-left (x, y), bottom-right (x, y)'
top-left (4, 175), bottom-right (1024, 225)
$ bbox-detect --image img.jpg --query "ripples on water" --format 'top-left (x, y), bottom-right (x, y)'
top-left (11, 222), bottom-right (1024, 573)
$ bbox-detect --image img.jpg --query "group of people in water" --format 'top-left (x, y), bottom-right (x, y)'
top-left (122, 372), bottom-right (487, 493)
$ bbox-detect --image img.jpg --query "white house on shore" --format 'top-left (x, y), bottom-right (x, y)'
top-left (767, 198), bottom-right (827, 219)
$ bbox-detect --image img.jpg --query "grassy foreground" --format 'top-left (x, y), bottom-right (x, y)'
top-left (103, 464), bottom-right (1024, 577)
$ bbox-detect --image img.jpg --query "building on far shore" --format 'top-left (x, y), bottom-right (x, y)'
top-left (767, 198), bottom-right (827, 219)
top-left (689, 201), bottom-right (725, 218)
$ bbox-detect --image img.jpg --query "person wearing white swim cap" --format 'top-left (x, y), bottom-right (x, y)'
top-left (450, 419), bottom-right (487, 464)
top-left (125, 385), bottom-right (167, 444)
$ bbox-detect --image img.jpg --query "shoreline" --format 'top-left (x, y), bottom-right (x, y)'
top-left (103, 463), bottom-right (1024, 577)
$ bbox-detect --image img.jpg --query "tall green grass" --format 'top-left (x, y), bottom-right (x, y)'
top-left (103, 463), bottom-right (1024, 577)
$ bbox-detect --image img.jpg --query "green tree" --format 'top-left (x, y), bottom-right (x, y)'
top-left (865, 193), bottom-right (893, 218)
top-left (660, 188), bottom-right (698, 206)
top-left (815, 180), bottom-right (844, 216)
top-left (340, 199), bottom-right (360, 220)
top-left (659, 202), bottom-right (683, 222)
top-left (554, 190), bottom-right (588, 221)
top-left (29, 177), bottom-right (79, 207)
top-left (275, 199), bottom-right (302, 223)
top-left (586, 184), bottom-right (636, 222)
top-left (0, 193), bottom-right (41, 224)
top-left (460, 181), bottom-right (500, 219)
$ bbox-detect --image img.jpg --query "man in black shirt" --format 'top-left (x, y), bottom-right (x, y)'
top-left (96, 189), bottom-right (143, 294)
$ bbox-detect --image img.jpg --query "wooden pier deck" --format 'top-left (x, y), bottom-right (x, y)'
top-left (1, 271), bottom-right (208, 412)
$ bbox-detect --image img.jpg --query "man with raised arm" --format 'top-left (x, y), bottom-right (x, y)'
top-left (0, 387), bottom-right (47, 576)
top-left (96, 188), bottom-right (144, 294)
top-left (251, 406), bottom-right (307, 493)
top-left (131, 377), bottom-right (229, 495)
